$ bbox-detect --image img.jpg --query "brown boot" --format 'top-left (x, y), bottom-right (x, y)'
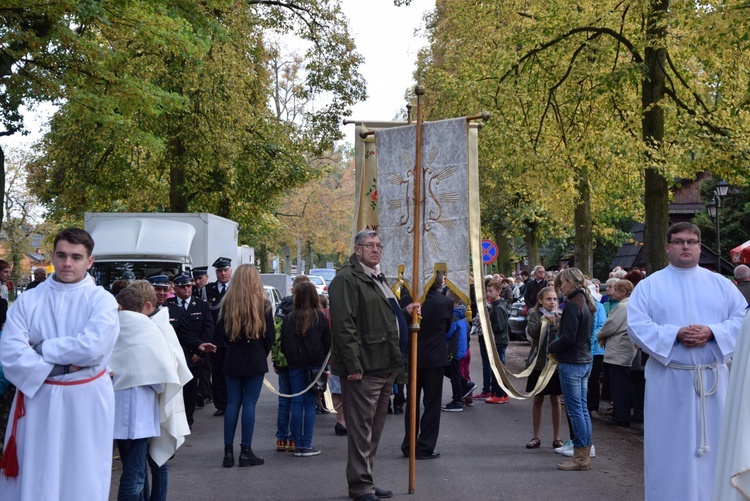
top-left (578, 445), bottom-right (592, 471)
top-left (557, 447), bottom-right (589, 471)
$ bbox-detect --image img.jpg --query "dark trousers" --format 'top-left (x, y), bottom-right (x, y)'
top-left (446, 358), bottom-right (469, 402)
top-left (630, 369), bottom-right (645, 422)
top-left (198, 360), bottom-right (213, 400)
top-left (211, 349), bottom-right (227, 411)
top-left (607, 363), bottom-right (632, 423)
top-left (490, 342), bottom-right (507, 398)
top-left (116, 438), bottom-right (148, 501)
top-left (341, 373), bottom-right (395, 500)
top-left (588, 354), bottom-right (604, 412)
top-left (183, 368), bottom-right (198, 426)
top-left (401, 366), bottom-right (444, 456)
top-left (478, 335), bottom-right (491, 393)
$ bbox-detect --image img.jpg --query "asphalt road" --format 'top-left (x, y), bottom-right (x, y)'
top-left (110, 337), bottom-right (644, 500)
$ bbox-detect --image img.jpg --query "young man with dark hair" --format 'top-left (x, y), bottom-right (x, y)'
top-left (0, 227), bottom-right (119, 499)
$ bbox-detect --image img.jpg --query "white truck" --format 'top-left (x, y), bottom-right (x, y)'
top-left (84, 212), bottom-right (241, 288)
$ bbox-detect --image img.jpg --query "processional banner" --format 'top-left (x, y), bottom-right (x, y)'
top-left (375, 117), bottom-right (470, 304)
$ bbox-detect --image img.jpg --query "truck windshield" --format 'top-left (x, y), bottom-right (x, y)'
top-left (89, 261), bottom-right (183, 290)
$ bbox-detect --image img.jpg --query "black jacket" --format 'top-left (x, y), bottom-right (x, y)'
top-left (280, 310), bottom-right (332, 369)
top-left (206, 281), bottom-right (229, 324)
top-left (489, 299), bottom-right (509, 346)
top-left (548, 289), bottom-right (592, 364)
top-left (408, 289), bottom-right (452, 369)
top-left (523, 278), bottom-right (548, 308)
top-left (219, 307), bottom-right (275, 377)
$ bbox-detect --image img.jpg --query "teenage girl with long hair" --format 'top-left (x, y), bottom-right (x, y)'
top-left (218, 265), bottom-right (275, 468)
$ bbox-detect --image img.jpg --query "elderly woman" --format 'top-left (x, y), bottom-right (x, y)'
top-left (596, 279), bottom-right (636, 427)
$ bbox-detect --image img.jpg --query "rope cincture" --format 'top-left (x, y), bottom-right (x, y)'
top-left (666, 361), bottom-right (719, 457)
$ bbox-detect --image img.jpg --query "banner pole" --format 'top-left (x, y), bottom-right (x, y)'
top-left (408, 84), bottom-right (425, 494)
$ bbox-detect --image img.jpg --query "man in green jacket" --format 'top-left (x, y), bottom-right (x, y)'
top-left (329, 229), bottom-right (416, 501)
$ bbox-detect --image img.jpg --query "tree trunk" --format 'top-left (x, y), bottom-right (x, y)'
top-left (168, 136), bottom-right (189, 212)
top-left (496, 231), bottom-right (512, 276)
top-left (574, 164), bottom-right (593, 277)
top-left (642, 0), bottom-right (670, 275)
top-left (259, 243), bottom-right (268, 273)
top-left (524, 222), bottom-right (539, 270)
top-left (0, 146), bottom-right (5, 234)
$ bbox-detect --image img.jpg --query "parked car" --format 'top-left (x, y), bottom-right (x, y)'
top-left (264, 285), bottom-right (282, 314)
top-left (308, 275), bottom-right (328, 296)
top-left (508, 299), bottom-right (530, 342)
top-left (309, 268), bottom-right (336, 286)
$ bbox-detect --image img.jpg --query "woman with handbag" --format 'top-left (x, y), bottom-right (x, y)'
top-left (217, 264), bottom-right (275, 468)
top-left (524, 286), bottom-right (563, 450)
top-left (281, 281), bottom-right (332, 457)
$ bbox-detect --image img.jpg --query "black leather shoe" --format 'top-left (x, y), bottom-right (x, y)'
top-left (334, 423), bottom-right (348, 436)
top-left (214, 409), bottom-right (225, 417)
top-left (223, 445), bottom-right (234, 467)
top-left (416, 451), bottom-right (440, 460)
top-left (374, 487), bottom-right (393, 498)
top-left (239, 446), bottom-right (264, 466)
top-left (353, 494), bottom-right (379, 501)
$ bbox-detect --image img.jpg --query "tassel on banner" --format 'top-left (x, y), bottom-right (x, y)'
top-left (0, 390), bottom-right (25, 478)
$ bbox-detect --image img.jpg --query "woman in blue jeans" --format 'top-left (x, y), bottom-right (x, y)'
top-left (217, 264), bottom-right (275, 467)
top-left (548, 268), bottom-right (595, 471)
top-left (280, 282), bottom-right (332, 457)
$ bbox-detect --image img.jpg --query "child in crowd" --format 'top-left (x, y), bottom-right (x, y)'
top-left (442, 291), bottom-right (476, 412)
top-left (111, 286), bottom-right (183, 501)
top-left (485, 281), bottom-right (510, 404)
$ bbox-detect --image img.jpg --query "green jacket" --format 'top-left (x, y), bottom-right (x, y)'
top-left (328, 254), bottom-right (404, 377)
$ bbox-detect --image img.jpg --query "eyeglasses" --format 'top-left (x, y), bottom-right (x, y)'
top-left (669, 239), bottom-right (700, 247)
top-left (358, 243), bottom-right (384, 250)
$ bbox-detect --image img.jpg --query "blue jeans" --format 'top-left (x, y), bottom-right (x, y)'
top-left (224, 373), bottom-right (264, 446)
top-left (558, 362), bottom-right (593, 447)
top-left (116, 438), bottom-right (148, 501)
top-left (144, 453), bottom-right (168, 501)
top-left (289, 367), bottom-right (318, 450)
top-left (276, 370), bottom-right (292, 442)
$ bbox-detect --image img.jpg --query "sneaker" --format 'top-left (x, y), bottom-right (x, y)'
top-left (554, 440), bottom-right (573, 454)
top-left (276, 440), bottom-right (287, 452)
top-left (485, 396), bottom-right (505, 404)
top-left (295, 447), bottom-right (321, 457)
top-left (461, 382), bottom-right (478, 399)
top-left (500, 396), bottom-right (510, 404)
top-left (474, 391), bottom-right (492, 401)
top-left (287, 440), bottom-right (296, 452)
top-left (463, 396), bottom-right (474, 407)
top-left (442, 401), bottom-right (463, 412)
top-left (562, 444), bottom-right (596, 458)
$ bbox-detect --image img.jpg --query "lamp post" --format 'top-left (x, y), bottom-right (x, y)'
top-left (706, 180), bottom-right (730, 272)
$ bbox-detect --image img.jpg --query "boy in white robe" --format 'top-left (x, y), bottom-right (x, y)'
top-left (111, 286), bottom-right (182, 501)
top-left (627, 222), bottom-right (746, 501)
top-left (0, 228), bottom-right (119, 501)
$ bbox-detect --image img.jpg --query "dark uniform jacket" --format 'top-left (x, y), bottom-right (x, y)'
top-left (328, 254), bottom-right (404, 377)
top-left (168, 296), bottom-right (214, 366)
top-left (206, 280), bottom-right (229, 325)
top-left (159, 302), bottom-right (203, 367)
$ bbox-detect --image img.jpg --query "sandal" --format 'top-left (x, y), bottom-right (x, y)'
top-left (552, 439), bottom-right (564, 449)
top-left (526, 437), bottom-right (541, 449)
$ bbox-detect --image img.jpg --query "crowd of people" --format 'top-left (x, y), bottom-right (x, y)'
top-left (1, 222), bottom-right (750, 500)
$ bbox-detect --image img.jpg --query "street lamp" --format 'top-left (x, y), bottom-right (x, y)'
top-left (706, 180), bottom-right (730, 272)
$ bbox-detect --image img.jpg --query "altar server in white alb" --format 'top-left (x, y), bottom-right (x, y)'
top-left (627, 222), bottom-right (746, 501)
top-left (0, 228), bottom-right (119, 500)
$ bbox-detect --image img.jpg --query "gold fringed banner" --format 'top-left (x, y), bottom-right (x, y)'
top-left (467, 125), bottom-right (557, 399)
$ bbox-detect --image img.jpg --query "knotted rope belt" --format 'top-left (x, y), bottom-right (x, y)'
top-left (666, 361), bottom-right (720, 457)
